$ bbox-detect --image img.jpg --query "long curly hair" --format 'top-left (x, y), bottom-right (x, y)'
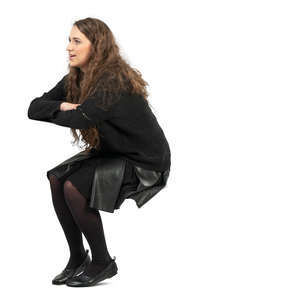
top-left (64, 17), bottom-right (150, 152)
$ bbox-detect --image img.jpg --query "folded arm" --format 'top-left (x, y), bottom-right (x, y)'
top-left (44, 103), bottom-right (99, 129)
top-left (27, 74), bottom-right (67, 121)
top-left (28, 78), bottom-right (115, 129)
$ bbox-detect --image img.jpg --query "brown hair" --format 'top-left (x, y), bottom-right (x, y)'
top-left (65, 17), bottom-right (150, 152)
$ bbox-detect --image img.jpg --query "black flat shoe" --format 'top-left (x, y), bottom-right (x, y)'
top-left (66, 256), bottom-right (118, 287)
top-left (52, 249), bottom-right (91, 285)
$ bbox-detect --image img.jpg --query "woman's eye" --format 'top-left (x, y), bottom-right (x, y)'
top-left (68, 40), bottom-right (80, 44)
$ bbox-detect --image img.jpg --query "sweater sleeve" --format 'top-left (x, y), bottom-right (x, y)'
top-left (27, 75), bottom-right (67, 121)
top-left (28, 86), bottom-right (117, 129)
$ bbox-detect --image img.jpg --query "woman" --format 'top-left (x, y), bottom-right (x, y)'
top-left (27, 17), bottom-right (171, 288)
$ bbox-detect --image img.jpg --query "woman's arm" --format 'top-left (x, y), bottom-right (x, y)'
top-left (28, 89), bottom-right (116, 129)
top-left (27, 74), bottom-right (67, 121)
top-left (46, 104), bottom-right (98, 129)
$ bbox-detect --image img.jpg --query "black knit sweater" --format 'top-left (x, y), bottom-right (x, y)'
top-left (27, 75), bottom-right (171, 172)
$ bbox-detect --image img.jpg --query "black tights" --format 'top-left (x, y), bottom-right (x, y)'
top-left (49, 175), bottom-right (112, 276)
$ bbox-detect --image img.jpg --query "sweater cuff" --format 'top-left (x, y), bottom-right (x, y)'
top-left (49, 101), bottom-right (63, 119)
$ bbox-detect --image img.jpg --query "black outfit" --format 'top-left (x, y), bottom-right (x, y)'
top-left (27, 74), bottom-right (171, 213)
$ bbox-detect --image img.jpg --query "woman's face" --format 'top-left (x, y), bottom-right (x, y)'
top-left (66, 25), bottom-right (92, 72)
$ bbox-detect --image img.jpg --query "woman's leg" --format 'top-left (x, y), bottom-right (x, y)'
top-left (49, 175), bottom-right (86, 269)
top-left (63, 180), bottom-right (112, 276)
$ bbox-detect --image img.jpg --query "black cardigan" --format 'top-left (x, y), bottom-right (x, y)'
top-left (27, 75), bottom-right (171, 172)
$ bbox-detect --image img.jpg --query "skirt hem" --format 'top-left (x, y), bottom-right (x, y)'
top-left (46, 150), bottom-right (170, 213)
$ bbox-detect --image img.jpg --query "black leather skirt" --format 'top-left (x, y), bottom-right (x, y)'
top-left (46, 149), bottom-right (170, 213)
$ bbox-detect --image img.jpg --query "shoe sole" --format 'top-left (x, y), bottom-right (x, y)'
top-left (52, 280), bottom-right (66, 285)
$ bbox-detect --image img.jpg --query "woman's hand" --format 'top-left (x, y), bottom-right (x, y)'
top-left (60, 102), bottom-right (81, 111)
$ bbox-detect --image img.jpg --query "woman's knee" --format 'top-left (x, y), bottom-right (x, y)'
top-left (63, 180), bottom-right (77, 199)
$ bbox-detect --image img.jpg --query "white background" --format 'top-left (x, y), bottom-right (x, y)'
top-left (0, 0), bottom-right (299, 299)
